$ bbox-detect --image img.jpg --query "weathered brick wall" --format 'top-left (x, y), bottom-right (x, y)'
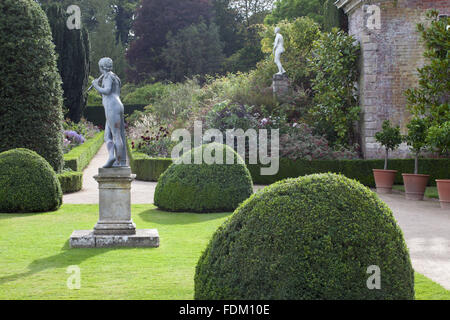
top-left (337, 0), bottom-right (450, 159)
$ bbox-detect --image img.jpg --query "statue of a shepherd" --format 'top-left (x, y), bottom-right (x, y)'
top-left (91, 57), bottom-right (127, 168)
top-left (273, 27), bottom-right (286, 75)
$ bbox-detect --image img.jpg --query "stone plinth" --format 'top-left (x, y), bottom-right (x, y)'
top-left (70, 167), bottom-right (160, 248)
top-left (70, 229), bottom-right (160, 248)
top-left (94, 167), bottom-right (136, 235)
top-left (272, 73), bottom-right (290, 101)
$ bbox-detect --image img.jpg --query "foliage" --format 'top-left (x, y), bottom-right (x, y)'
top-left (212, 0), bottom-right (244, 56)
top-left (164, 21), bottom-right (225, 82)
top-left (150, 79), bottom-right (205, 127)
top-left (57, 170), bottom-right (83, 194)
top-left (132, 126), bottom-right (176, 158)
top-left (122, 83), bottom-right (167, 105)
top-left (0, 148), bottom-right (62, 213)
top-left (261, 17), bottom-right (321, 88)
top-left (309, 29), bottom-right (360, 146)
top-left (375, 121), bottom-right (403, 152)
top-left (89, 0), bottom-right (128, 80)
top-left (127, 142), bottom-right (173, 181)
top-left (195, 173), bottom-right (414, 300)
top-left (62, 118), bottom-right (100, 153)
top-left (375, 120), bottom-right (403, 170)
top-left (0, 0), bottom-right (64, 172)
top-left (63, 131), bottom-right (104, 171)
top-left (264, 0), bottom-right (326, 26)
top-left (280, 122), bottom-right (359, 160)
top-left (126, 0), bottom-right (214, 82)
top-left (405, 11), bottom-right (449, 155)
top-left (404, 117), bottom-right (428, 155)
top-left (232, 0), bottom-right (275, 27)
top-left (427, 122), bottom-right (450, 155)
top-left (87, 76), bottom-right (103, 105)
top-left (223, 24), bottom-right (265, 73)
top-left (323, 0), bottom-right (347, 32)
top-left (43, 3), bottom-right (90, 123)
top-left (205, 101), bottom-right (259, 132)
top-left (154, 144), bottom-right (253, 213)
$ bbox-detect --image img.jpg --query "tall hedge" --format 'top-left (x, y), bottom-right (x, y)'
top-left (43, 3), bottom-right (90, 123)
top-left (0, 0), bottom-right (64, 172)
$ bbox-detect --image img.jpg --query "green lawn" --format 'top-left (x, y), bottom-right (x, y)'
top-left (0, 205), bottom-right (449, 300)
top-left (393, 185), bottom-right (439, 199)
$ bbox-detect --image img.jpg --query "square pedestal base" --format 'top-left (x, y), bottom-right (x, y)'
top-left (70, 229), bottom-right (160, 248)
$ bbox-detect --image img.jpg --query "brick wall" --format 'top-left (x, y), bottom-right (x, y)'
top-left (337, 0), bottom-right (450, 159)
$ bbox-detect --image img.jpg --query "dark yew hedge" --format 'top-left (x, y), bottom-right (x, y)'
top-left (0, 0), bottom-right (64, 172)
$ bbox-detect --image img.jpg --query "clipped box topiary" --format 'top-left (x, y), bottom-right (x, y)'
top-left (154, 143), bottom-right (253, 213)
top-left (195, 173), bottom-right (414, 300)
top-left (0, 149), bottom-right (63, 213)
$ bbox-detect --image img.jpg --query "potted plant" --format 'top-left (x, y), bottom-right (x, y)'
top-left (428, 122), bottom-right (450, 209)
top-left (402, 118), bottom-right (430, 201)
top-left (373, 120), bottom-right (403, 193)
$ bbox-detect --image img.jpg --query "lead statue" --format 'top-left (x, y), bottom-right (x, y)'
top-left (273, 27), bottom-right (286, 75)
top-left (92, 57), bottom-right (127, 168)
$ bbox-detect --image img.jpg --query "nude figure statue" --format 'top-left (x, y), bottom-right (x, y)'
top-left (92, 57), bottom-right (127, 168)
top-left (273, 27), bottom-right (286, 75)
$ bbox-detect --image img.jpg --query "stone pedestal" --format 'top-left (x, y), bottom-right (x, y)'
top-left (272, 73), bottom-right (290, 101)
top-left (70, 167), bottom-right (159, 248)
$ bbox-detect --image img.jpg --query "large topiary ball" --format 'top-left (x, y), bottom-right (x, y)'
top-left (0, 0), bottom-right (64, 172)
top-left (154, 143), bottom-right (253, 213)
top-left (195, 173), bottom-right (414, 300)
top-left (0, 148), bottom-right (63, 213)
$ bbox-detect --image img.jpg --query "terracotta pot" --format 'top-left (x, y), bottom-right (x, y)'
top-left (373, 169), bottom-right (397, 194)
top-left (436, 180), bottom-right (450, 210)
top-left (402, 174), bottom-right (430, 201)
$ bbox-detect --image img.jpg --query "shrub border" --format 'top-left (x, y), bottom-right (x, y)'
top-left (57, 171), bottom-right (83, 194)
top-left (127, 142), bottom-right (172, 181)
top-left (64, 132), bottom-right (104, 172)
top-left (59, 131), bottom-right (104, 193)
top-left (128, 145), bottom-right (450, 187)
top-left (248, 158), bottom-right (450, 186)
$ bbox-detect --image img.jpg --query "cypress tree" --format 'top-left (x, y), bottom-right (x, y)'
top-left (0, 0), bottom-right (64, 172)
top-left (43, 3), bottom-right (90, 122)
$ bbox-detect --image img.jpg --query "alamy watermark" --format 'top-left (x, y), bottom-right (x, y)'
top-left (171, 121), bottom-right (280, 176)
top-left (366, 265), bottom-right (381, 290)
top-left (66, 5), bottom-right (81, 30)
top-left (66, 265), bottom-right (81, 290)
top-left (365, 5), bottom-right (381, 30)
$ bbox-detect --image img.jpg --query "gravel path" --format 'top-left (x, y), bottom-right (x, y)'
top-left (64, 144), bottom-right (450, 289)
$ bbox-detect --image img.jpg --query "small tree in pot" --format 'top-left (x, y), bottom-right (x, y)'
top-left (402, 117), bottom-right (430, 201)
top-left (373, 120), bottom-right (403, 193)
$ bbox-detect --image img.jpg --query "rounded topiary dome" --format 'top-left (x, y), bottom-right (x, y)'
top-left (154, 143), bottom-right (253, 213)
top-left (195, 173), bottom-right (414, 300)
top-left (0, 0), bottom-right (64, 172)
top-left (0, 148), bottom-right (63, 213)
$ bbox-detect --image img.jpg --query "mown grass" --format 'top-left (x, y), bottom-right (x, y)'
top-left (0, 205), bottom-right (448, 300)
